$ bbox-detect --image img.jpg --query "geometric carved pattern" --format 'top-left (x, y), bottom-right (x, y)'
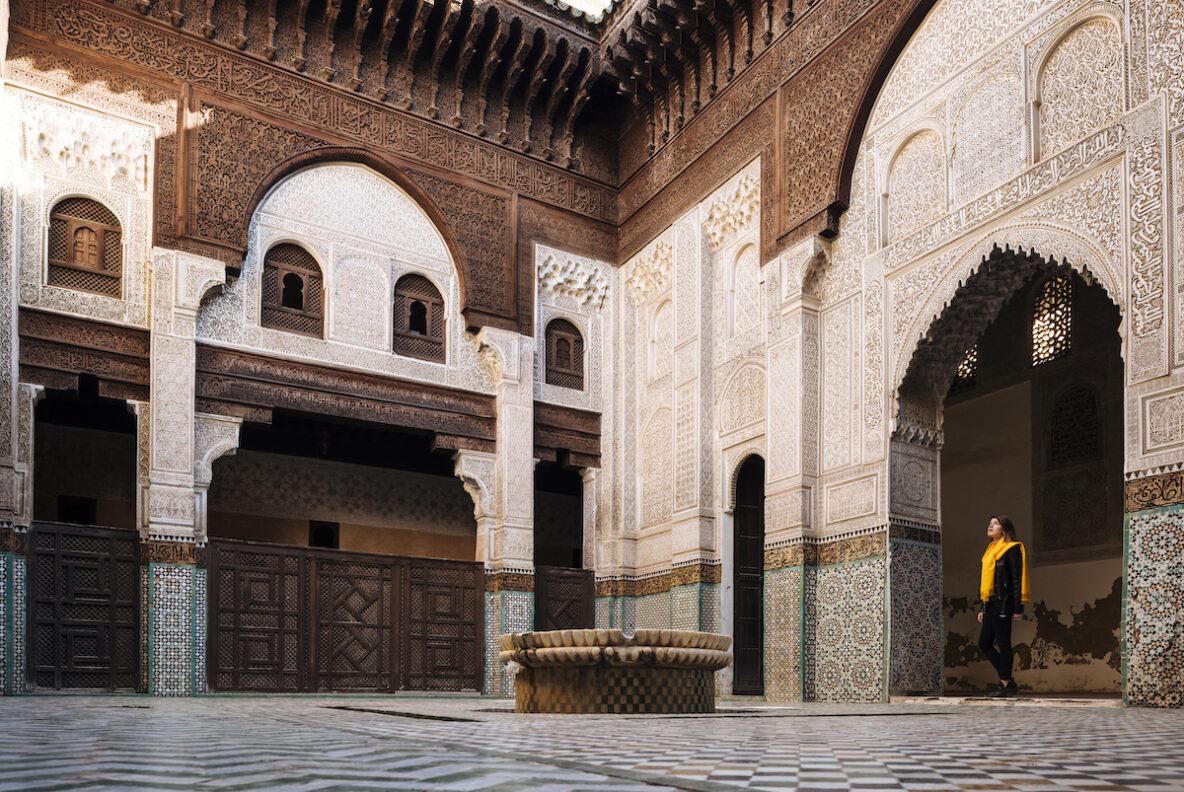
top-left (1032, 275), bottom-right (1072, 366)
top-left (208, 540), bottom-right (482, 693)
top-left (29, 523), bottom-right (139, 691)
top-left (887, 130), bottom-right (946, 243)
top-left (1039, 18), bottom-right (1124, 159)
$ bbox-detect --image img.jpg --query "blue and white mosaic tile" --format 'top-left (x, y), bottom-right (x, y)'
top-left (889, 539), bottom-right (943, 695)
top-left (12, 556), bottom-right (24, 694)
top-left (1125, 505), bottom-right (1184, 707)
top-left (765, 566), bottom-right (802, 701)
top-left (806, 558), bottom-right (886, 702)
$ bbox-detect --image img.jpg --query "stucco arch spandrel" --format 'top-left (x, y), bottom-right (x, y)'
top-left (889, 222), bottom-right (1123, 396)
top-left (242, 147), bottom-right (474, 324)
top-left (719, 362), bottom-right (767, 437)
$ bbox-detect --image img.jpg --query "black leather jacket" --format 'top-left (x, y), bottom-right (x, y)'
top-left (982, 544), bottom-right (1025, 617)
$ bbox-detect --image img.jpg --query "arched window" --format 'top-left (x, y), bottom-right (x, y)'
top-left (261, 243), bottom-right (323, 337)
top-left (545, 318), bottom-right (584, 390)
top-left (1032, 274), bottom-right (1071, 365)
top-left (393, 273), bottom-right (445, 362)
top-left (47, 197), bottom-right (122, 297)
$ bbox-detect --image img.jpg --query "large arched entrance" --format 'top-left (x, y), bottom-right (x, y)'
top-left (733, 455), bottom-right (765, 695)
top-left (892, 245), bottom-right (1123, 696)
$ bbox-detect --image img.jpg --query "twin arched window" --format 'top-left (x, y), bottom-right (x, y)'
top-left (393, 273), bottom-right (445, 362)
top-left (48, 197), bottom-right (122, 297)
top-left (545, 318), bottom-right (584, 390)
top-left (261, 243), bottom-right (324, 337)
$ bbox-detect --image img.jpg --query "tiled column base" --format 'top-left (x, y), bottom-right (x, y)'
top-left (141, 559), bottom-right (207, 696)
top-left (515, 664), bottom-right (717, 713)
top-left (764, 565), bottom-right (804, 701)
top-left (0, 549), bottom-right (27, 695)
top-left (1124, 500), bottom-right (1184, 706)
top-left (888, 531), bottom-right (943, 696)
top-left (484, 581), bottom-right (533, 697)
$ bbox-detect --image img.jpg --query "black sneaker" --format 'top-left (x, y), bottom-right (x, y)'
top-left (1003, 680), bottom-right (1018, 698)
top-left (986, 683), bottom-right (1007, 698)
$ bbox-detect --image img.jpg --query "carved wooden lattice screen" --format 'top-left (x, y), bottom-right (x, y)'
top-left (208, 539), bottom-right (482, 692)
top-left (47, 198), bottom-right (122, 297)
top-left (261, 243), bottom-right (324, 337)
top-left (393, 273), bottom-right (446, 362)
top-left (28, 522), bottom-right (139, 691)
top-left (544, 319), bottom-right (585, 390)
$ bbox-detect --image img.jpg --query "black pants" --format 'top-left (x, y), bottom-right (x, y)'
top-left (978, 600), bottom-right (1014, 680)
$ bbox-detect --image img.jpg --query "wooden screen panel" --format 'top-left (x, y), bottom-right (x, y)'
top-left (404, 560), bottom-right (483, 691)
top-left (534, 565), bottom-right (594, 631)
top-left (29, 522), bottom-right (139, 691)
top-left (312, 555), bottom-right (397, 692)
top-left (208, 541), bottom-right (304, 692)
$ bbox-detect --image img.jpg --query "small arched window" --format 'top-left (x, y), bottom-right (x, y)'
top-left (1032, 274), bottom-right (1071, 366)
top-left (47, 197), bottom-right (122, 297)
top-left (393, 273), bottom-right (445, 362)
top-left (545, 318), bottom-right (584, 390)
top-left (261, 243), bottom-right (323, 337)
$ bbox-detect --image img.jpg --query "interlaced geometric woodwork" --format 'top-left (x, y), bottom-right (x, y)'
top-left (1047, 384), bottom-right (1101, 469)
top-left (29, 523), bottom-right (139, 691)
top-left (47, 197), bottom-right (122, 298)
top-left (393, 273), bottom-right (445, 362)
top-left (208, 539), bottom-right (482, 692)
top-left (535, 565), bottom-right (594, 630)
top-left (545, 318), bottom-right (585, 390)
top-left (261, 243), bottom-right (323, 338)
top-left (1032, 274), bottom-right (1072, 366)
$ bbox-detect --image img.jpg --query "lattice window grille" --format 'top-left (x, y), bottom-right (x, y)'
top-left (949, 344), bottom-right (978, 395)
top-left (1032, 275), bottom-right (1072, 366)
top-left (1047, 384), bottom-right (1102, 469)
top-left (47, 197), bottom-right (122, 297)
top-left (545, 318), bottom-right (584, 390)
top-left (393, 273), bottom-right (445, 363)
top-left (261, 243), bottom-right (324, 338)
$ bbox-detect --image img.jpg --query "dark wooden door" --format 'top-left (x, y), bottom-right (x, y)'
top-left (28, 522), bottom-right (139, 691)
top-left (405, 560), bottom-right (483, 690)
top-left (208, 539), bottom-right (482, 692)
top-left (313, 555), bottom-right (395, 692)
top-left (208, 541), bottom-right (304, 691)
top-left (535, 565), bottom-right (594, 631)
top-left (733, 457), bottom-right (765, 695)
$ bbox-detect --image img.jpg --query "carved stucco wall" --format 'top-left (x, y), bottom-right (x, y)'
top-left (197, 163), bottom-right (494, 396)
top-left (533, 242), bottom-right (614, 576)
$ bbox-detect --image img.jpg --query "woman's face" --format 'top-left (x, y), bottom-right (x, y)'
top-left (986, 517), bottom-right (1004, 540)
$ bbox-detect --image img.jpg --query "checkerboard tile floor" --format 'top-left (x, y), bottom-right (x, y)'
top-left (0, 697), bottom-right (1182, 791)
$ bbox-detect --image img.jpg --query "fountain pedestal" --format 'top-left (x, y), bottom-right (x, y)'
top-left (497, 629), bottom-right (732, 714)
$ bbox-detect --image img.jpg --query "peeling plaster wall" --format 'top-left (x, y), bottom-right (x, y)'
top-left (943, 383), bottom-right (1122, 693)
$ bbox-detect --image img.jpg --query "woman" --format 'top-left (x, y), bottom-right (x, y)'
top-left (977, 515), bottom-right (1029, 698)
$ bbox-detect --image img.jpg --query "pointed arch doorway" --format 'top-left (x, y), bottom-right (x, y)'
top-left (733, 455), bottom-right (766, 695)
top-left (890, 245), bottom-right (1124, 697)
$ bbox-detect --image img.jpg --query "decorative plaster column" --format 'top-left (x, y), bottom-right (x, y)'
top-left (138, 250), bottom-right (225, 696)
top-left (475, 327), bottom-right (535, 696)
top-left (762, 236), bottom-right (826, 702)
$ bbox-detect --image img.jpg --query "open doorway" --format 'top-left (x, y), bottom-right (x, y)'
top-left (533, 459), bottom-right (592, 630)
top-left (733, 455), bottom-right (765, 696)
top-left (939, 266), bottom-right (1123, 694)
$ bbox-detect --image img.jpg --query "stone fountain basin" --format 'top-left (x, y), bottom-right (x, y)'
top-left (498, 629), bottom-right (731, 670)
top-left (498, 629), bottom-right (732, 713)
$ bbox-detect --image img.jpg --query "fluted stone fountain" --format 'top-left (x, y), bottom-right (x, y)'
top-left (498, 629), bottom-right (732, 713)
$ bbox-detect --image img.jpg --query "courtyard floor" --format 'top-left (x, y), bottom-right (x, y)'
top-left (1, 695), bottom-right (1182, 791)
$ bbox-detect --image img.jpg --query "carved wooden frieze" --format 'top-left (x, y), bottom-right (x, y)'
top-left (194, 344), bottom-right (496, 451)
top-left (17, 308), bottom-right (151, 399)
top-left (534, 401), bottom-right (601, 467)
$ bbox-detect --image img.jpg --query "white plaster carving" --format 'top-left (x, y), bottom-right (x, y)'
top-left (704, 173), bottom-right (759, 250)
top-left (625, 240), bottom-right (673, 303)
top-left (1037, 17), bottom-right (1125, 160)
top-left (537, 252), bottom-right (610, 309)
top-left (886, 129), bottom-right (947, 244)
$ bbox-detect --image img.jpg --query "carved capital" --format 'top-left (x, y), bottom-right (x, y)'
top-left (780, 235), bottom-right (831, 302)
top-left (174, 251), bottom-right (227, 314)
top-left (454, 449), bottom-right (497, 520)
top-left (476, 326), bottom-right (524, 382)
top-left (193, 413), bottom-right (242, 487)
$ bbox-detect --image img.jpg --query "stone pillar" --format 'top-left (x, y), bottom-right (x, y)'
top-left (1123, 472), bottom-right (1184, 707)
top-left (762, 236), bottom-right (826, 702)
top-left (474, 328), bottom-right (535, 696)
top-left (137, 250), bottom-right (225, 696)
